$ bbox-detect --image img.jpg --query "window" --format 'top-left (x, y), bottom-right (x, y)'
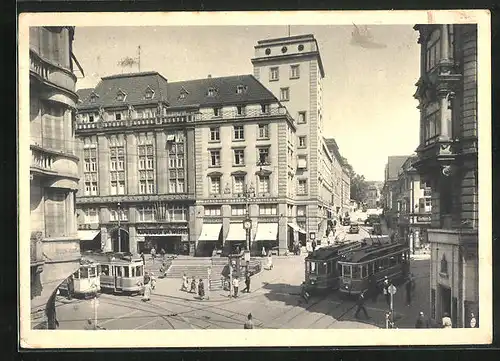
top-left (210, 127), bottom-right (220, 141)
top-left (258, 147), bottom-right (270, 165)
top-left (424, 105), bottom-right (441, 144)
top-left (115, 112), bottom-right (122, 121)
top-left (261, 104), bottom-right (270, 114)
top-left (116, 91), bottom-right (126, 102)
top-left (83, 208), bottom-right (99, 223)
top-left (44, 189), bottom-right (68, 238)
top-left (280, 87), bottom-right (290, 101)
top-left (88, 114), bottom-right (95, 123)
top-left (231, 205), bottom-right (246, 216)
top-left (297, 206), bottom-right (306, 217)
top-left (298, 179), bottom-right (308, 195)
top-left (259, 204), bottom-right (277, 215)
top-left (213, 107), bottom-right (222, 117)
top-left (83, 147), bottom-right (98, 196)
top-left (236, 105), bottom-right (246, 116)
top-left (258, 124), bottom-right (269, 139)
top-left (297, 155), bottom-right (307, 169)
top-left (233, 176), bottom-right (245, 194)
top-left (138, 144), bottom-right (155, 194)
top-left (204, 206), bottom-right (222, 216)
top-left (233, 149), bottom-right (245, 165)
top-left (290, 65), bottom-right (300, 79)
top-left (298, 111), bottom-right (307, 124)
top-left (258, 175), bottom-right (270, 193)
top-left (233, 126), bottom-right (244, 140)
top-left (109, 208), bottom-right (128, 221)
top-left (167, 139), bottom-right (185, 193)
top-left (168, 205), bottom-right (187, 221)
top-left (236, 85), bottom-right (247, 94)
top-left (298, 136), bottom-right (307, 148)
top-left (210, 176), bottom-right (221, 194)
top-left (210, 150), bottom-right (221, 167)
top-left (144, 88), bottom-right (155, 100)
top-left (139, 206), bottom-right (155, 222)
top-left (208, 87), bottom-right (217, 97)
top-left (269, 67), bottom-right (279, 81)
top-left (426, 29), bottom-right (442, 71)
top-left (110, 145), bottom-right (126, 195)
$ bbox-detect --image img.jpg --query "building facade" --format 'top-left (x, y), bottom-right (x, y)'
top-left (75, 73), bottom-right (300, 256)
top-left (365, 183), bottom-right (382, 209)
top-left (75, 72), bottom-right (197, 256)
top-left (413, 24), bottom-right (478, 328)
top-left (382, 155), bottom-right (410, 232)
top-left (395, 156), bottom-right (432, 252)
top-left (341, 167), bottom-right (351, 214)
top-left (251, 34), bottom-right (335, 243)
top-left (29, 26), bottom-right (82, 328)
top-left (324, 138), bottom-right (344, 216)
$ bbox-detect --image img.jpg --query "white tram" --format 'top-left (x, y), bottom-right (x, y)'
top-left (59, 260), bottom-right (101, 298)
top-left (95, 252), bottom-right (145, 294)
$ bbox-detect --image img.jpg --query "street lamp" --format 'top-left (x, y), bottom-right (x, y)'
top-left (117, 202), bottom-right (122, 253)
top-left (243, 183), bottom-right (255, 252)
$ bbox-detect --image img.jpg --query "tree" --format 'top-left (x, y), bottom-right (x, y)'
top-left (341, 157), bottom-right (369, 203)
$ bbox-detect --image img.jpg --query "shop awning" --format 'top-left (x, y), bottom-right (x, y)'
top-left (198, 223), bottom-right (222, 241)
top-left (255, 223), bottom-right (278, 242)
top-left (225, 223), bottom-right (246, 242)
top-left (288, 223), bottom-right (306, 234)
top-left (78, 230), bottom-right (100, 241)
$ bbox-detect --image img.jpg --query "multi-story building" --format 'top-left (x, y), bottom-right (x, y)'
top-left (382, 155), bottom-right (410, 232)
top-left (29, 26), bottom-right (83, 328)
top-left (192, 75), bottom-right (298, 256)
top-left (324, 138), bottom-right (344, 215)
top-left (251, 34), bottom-right (335, 242)
top-left (365, 182), bottom-right (382, 209)
top-left (413, 24), bottom-right (478, 327)
top-left (75, 72), bottom-right (197, 256)
top-left (395, 155), bottom-right (432, 252)
top-left (75, 73), bottom-right (300, 256)
top-left (341, 167), bottom-right (351, 214)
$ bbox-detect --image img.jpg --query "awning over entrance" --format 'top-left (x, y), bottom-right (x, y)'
top-left (78, 230), bottom-right (100, 241)
top-left (226, 223), bottom-right (246, 241)
top-left (255, 223), bottom-right (278, 241)
top-left (288, 223), bottom-right (306, 234)
top-left (198, 223), bottom-right (222, 241)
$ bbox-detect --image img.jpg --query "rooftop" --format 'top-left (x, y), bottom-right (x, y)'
top-left (385, 155), bottom-right (411, 181)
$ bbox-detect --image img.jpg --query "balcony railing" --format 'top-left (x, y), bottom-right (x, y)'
top-left (30, 50), bottom-right (77, 92)
top-left (197, 106), bottom-right (290, 122)
top-left (30, 146), bottom-right (57, 174)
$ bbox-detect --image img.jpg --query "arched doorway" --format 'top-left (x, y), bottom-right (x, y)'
top-left (110, 228), bottom-right (130, 253)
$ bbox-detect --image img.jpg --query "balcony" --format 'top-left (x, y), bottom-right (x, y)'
top-left (76, 113), bottom-right (197, 131)
top-left (197, 106), bottom-right (292, 122)
top-left (29, 50), bottom-right (77, 93)
top-left (30, 146), bottom-right (57, 176)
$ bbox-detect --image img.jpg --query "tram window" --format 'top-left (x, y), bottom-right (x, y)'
top-left (361, 265), bottom-right (367, 278)
top-left (97, 265), bottom-right (101, 275)
top-left (89, 267), bottom-right (96, 278)
top-left (318, 262), bottom-right (327, 275)
top-left (80, 267), bottom-right (89, 278)
top-left (368, 263), bottom-right (374, 275)
top-left (389, 257), bottom-right (397, 267)
top-left (115, 267), bottom-right (122, 277)
top-left (305, 262), bottom-right (310, 273)
top-left (73, 270), bottom-right (80, 279)
top-left (338, 263), bottom-right (343, 275)
top-left (342, 264), bottom-right (351, 277)
top-left (382, 258), bottom-right (390, 268)
top-left (123, 266), bottom-right (130, 277)
top-left (101, 265), bottom-right (110, 276)
top-left (131, 267), bottom-right (136, 277)
top-left (352, 266), bottom-right (360, 279)
top-left (310, 262), bottom-right (316, 274)
top-left (136, 266), bottom-right (143, 277)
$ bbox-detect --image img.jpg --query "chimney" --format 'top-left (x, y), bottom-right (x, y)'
top-left (207, 74), bottom-right (212, 78)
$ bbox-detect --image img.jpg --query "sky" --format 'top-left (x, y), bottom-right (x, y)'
top-left (72, 25), bottom-right (421, 181)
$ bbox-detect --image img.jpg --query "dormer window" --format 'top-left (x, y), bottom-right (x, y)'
top-left (144, 86), bottom-right (155, 100)
top-left (116, 89), bottom-right (127, 102)
top-left (208, 87), bottom-right (218, 97)
top-left (89, 91), bottom-right (99, 104)
top-left (236, 85), bottom-right (247, 94)
top-left (179, 87), bottom-right (189, 100)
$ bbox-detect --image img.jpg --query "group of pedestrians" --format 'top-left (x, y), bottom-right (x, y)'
top-left (181, 274), bottom-right (206, 300)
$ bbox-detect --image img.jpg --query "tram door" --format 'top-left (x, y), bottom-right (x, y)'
top-left (114, 265), bottom-right (123, 291)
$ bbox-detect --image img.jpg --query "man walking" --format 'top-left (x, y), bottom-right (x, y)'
top-left (244, 313), bottom-right (254, 329)
top-left (383, 277), bottom-right (390, 307)
top-left (405, 274), bottom-right (415, 306)
top-left (354, 291), bottom-right (370, 319)
top-left (368, 274), bottom-right (378, 303)
top-left (232, 276), bottom-right (239, 298)
top-left (243, 272), bottom-right (251, 293)
top-left (415, 311), bottom-right (428, 328)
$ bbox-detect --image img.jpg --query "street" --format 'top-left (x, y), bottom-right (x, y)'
top-left (55, 225), bottom-right (429, 330)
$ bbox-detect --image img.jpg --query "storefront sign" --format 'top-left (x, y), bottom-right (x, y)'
top-left (137, 228), bottom-right (188, 236)
top-left (416, 215), bottom-right (431, 223)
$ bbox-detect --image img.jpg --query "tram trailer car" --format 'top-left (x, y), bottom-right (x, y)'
top-left (304, 242), bottom-right (364, 294)
top-left (83, 252), bottom-right (145, 295)
top-left (338, 240), bottom-right (410, 297)
top-left (58, 261), bottom-right (101, 299)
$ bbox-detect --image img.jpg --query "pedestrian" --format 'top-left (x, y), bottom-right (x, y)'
top-left (405, 275), bottom-right (413, 306)
top-left (160, 248), bottom-right (165, 259)
top-left (232, 276), bottom-right (239, 298)
top-left (312, 240), bottom-right (317, 252)
top-left (354, 291), bottom-right (370, 319)
top-left (267, 252), bottom-right (273, 270)
top-left (142, 272), bottom-right (152, 301)
top-left (150, 247), bottom-right (156, 263)
top-left (190, 278), bottom-right (197, 293)
top-left (383, 277), bottom-right (390, 307)
top-left (243, 272), bottom-right (251, 293)
top-left (261, 246), bottom-right (266, 257)
top-left (67, 274), bottom-right (74, 300)
top-left (415, 311), bottom-right (428, 328)
top-left (442, 312), bottom-right (452, 328)
top-left (84, 318), bottom-right (96, 330)
top-left (181, 273), bottom-right (188, 291)
top-left (244, 313), bottom-right (254, 329)
top-left (198, 278), bottom-right (205, 300)
top-left (368, 274), bottom-right (378, 303)
top-left (140, 252), bottom-right (145, 265)
top-left (150, 272), bottom-right (156, 290)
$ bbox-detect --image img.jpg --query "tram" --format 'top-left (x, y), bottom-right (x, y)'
top-left (338, 238), bottom-right (410, 296)
top-left (59, 259), bottom-right (101, 298)
top-left (86, 252), bottom-right (145, 294)
top-left (304, 241), bottom-right (364, 293)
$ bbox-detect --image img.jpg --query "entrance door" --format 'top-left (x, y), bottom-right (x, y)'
top-left (114, 266), bottom-right (123, 291)
top-left (439, 285), bottom-right (451, 319)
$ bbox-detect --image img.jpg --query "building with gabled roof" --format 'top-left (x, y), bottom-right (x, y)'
top-left (75, 71), bottom-right (297, 256)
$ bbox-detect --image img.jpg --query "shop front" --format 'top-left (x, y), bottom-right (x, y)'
top-left (254, 222), bottom-right (278, 256)
top-left (224, 222), bottom-right (247, 255)
top-left (136, 223), bottom-right (190, 256)
top-left (197, 222), bottom-right (223, 257)
top-left (287, 222), bottom-right (306, 249)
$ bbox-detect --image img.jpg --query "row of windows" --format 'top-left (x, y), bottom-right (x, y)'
top-left (269, 64), bottom-right (301, 81)
top-left (83, 179), bottom-right (185, 196)
top-left (207, 175), bottom-right (307, 195)
top-left (82, 205), bottom-right (188, 223)
top-left (209, 124), bottom-right (270, 141)
top-left (209, 147), bottom-right (270, 167)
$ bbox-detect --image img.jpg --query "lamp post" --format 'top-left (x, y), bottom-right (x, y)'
top-left (117, 202), bottom-right (122, 253)
top-left (243, 183), bottom-right (255, 252)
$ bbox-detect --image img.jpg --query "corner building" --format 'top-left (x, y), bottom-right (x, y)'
top-left (413, 24), bottom-right (478, 327)
top-left (29, 26), bottom-right (82, 328)
top-left (251, 34), bottom-right (335, 243)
